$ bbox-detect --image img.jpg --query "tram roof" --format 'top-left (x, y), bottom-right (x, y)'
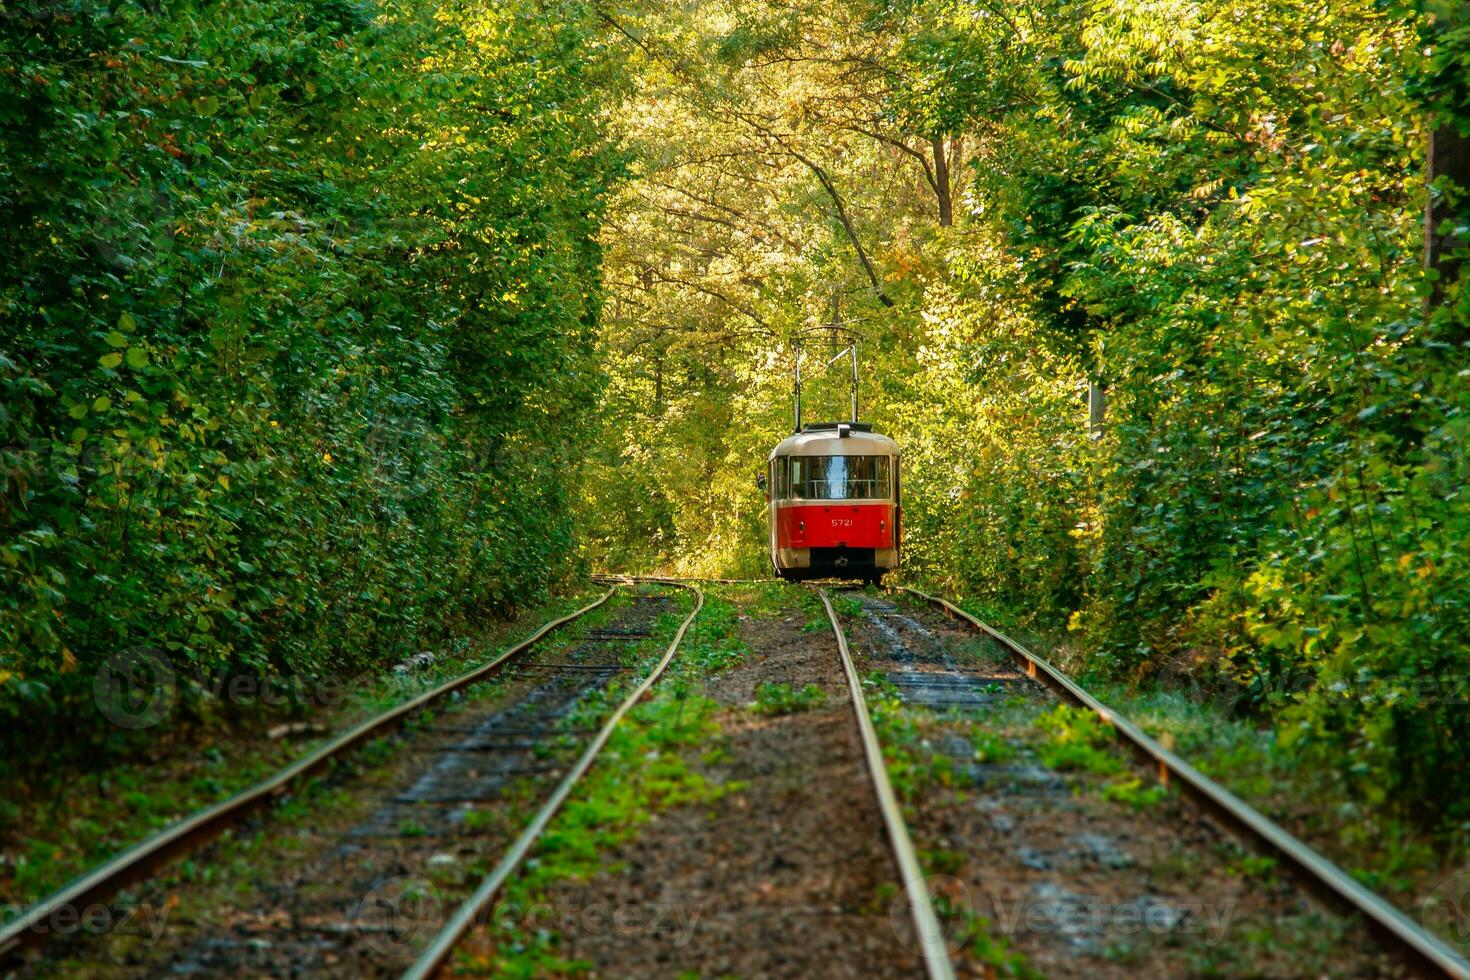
top-left (769, 422), bottom-right (900, 459)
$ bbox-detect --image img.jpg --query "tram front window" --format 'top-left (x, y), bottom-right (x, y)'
top-left (789, 455), bottom-right (891, 500)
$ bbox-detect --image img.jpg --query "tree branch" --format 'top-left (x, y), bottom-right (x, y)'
top-left (789, 149), bottom-right (894, 306)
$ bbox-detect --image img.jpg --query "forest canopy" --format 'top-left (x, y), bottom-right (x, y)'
top-left (575, 0), bottom-right (1470, 826)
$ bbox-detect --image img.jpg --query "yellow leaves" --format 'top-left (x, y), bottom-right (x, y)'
top-left (1191, 177), bottom-right (1226, 200)
top-left (217, 474), bottom-right (231, 490)
top-left (60, 648), bottom-right (78, 674)
top-left (1395, 554), bottom-right (1435, 576)
top-left (0, 670), bottom-right (13, 686)
top-left (322, 451), bottom-right (333, 464)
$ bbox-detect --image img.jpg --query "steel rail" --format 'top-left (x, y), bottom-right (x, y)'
top-left (901, 586), bottom-right (1470, 980)
top-left (0, 588), bottom-right (618, 961)
top-left (402, 582), bottom-right (705, 980)
top-left (594, 574), bottom-right (777, 585)
top-left (818, 590), bottom-right (957, 980)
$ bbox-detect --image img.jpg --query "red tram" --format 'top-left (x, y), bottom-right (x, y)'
top-left (763, 421), bottom-right (900, 584)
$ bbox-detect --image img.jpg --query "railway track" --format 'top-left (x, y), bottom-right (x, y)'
top-left (610, 575), bottom-right (1470, 978)
top-left (814, 590), bottom-right (957, 980)
top-left (0, 587), bottom-right (617, 963)
top-left (401, 580), bottom-right (703, 978)
top-left (11, 574), bottom-right (1468, 977)
top-left (0, 583), bottom-right (702, 977)
top-left (812, 583), bottom-right (1470, 980)
top-left (892, 587), bottom-right (1470, 979)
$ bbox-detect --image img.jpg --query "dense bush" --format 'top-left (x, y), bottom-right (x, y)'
top-left (0, 0), bottom-right (617, 757)
top-left (895, 0), bottom-right (1470, 819)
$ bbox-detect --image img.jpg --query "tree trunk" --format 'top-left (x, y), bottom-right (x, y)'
top-left (932, 136), bottom-right (953, 227)
top-left (1088, 380), bottom-right (1107, 439)
top-left (1426, 123), bottom-right (1470, 304)
top-left (1425, 0), bottom-right (1469, 313)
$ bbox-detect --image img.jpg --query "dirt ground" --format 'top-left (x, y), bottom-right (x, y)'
top-left (544, 600), bottom-right (922, 978)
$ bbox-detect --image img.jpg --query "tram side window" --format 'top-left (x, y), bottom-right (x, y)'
top-left (789, 455), bottom-right (891, 500)
top-left (773, 457), bottom-right (790, 499)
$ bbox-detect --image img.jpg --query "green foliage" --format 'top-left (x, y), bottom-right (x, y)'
top-left (0, 0), bottom-right (620, 761)
top-left (1230, 854), bottom-right (1279, 883)
top-left (1036, 705), bottom-right (1126, 776)
top-left (1100, 777), bottom-right (1168, 810)
top-left (951, 907), bottom-right (1040, 980)
top-left (579, 0), bottom-right (1470, 829)
top-left (968, 728), bottom-right (1016, 765)
top-left (475, 691), bottom-right (727, 976)
top-left (860, 674), bottom-right (959, 805)
top-left (749, 681), bottom-right (827, 716)
top-left (680, 594), bottom-right (748, 671)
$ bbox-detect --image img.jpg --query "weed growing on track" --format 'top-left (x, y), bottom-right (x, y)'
top-left (945, 899), bottom-right (1041, 980)
top-left (1035, 705), bottom-right (1126, 776)
top-left (969, 728), bottom-right (1017, 765)
top-left (1035, 705), bottom-right (1178, 809)
top-left (1100, 777), bottom-right (1169, 810)
top-left (798, 590), bottom-right (831, 632)
top-left (463, 665), bottom-right (732, 972)
top-left (749, 682), bottom-right (827, 716)
top-left (859, 673), bottom-right (957, 810)
top-left (679, 594), bottom-right (747, 672)
top-left (857, 675), bottom-right (1037, 977)
top-left (728, 582), bottom-right (793, 620)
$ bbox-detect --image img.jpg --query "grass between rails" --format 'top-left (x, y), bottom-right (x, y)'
top-left (890, 586), bottom-right (1470, 956)
top-left (749, 681), bottom-right (827, 716)
top-left (858, 671), bottom-right (1037, 979)
top-left (31, 586), bottom-right (693, 976)
top-left (0, 586), bottom-right (612, 918)
top-left (857, 661), bottom-right (1371, 975)
top-left (454, 588), bottom-right (751, 976)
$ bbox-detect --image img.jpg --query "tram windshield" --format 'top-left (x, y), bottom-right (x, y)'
top-left (787, 455), bottom-right (892, 500)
